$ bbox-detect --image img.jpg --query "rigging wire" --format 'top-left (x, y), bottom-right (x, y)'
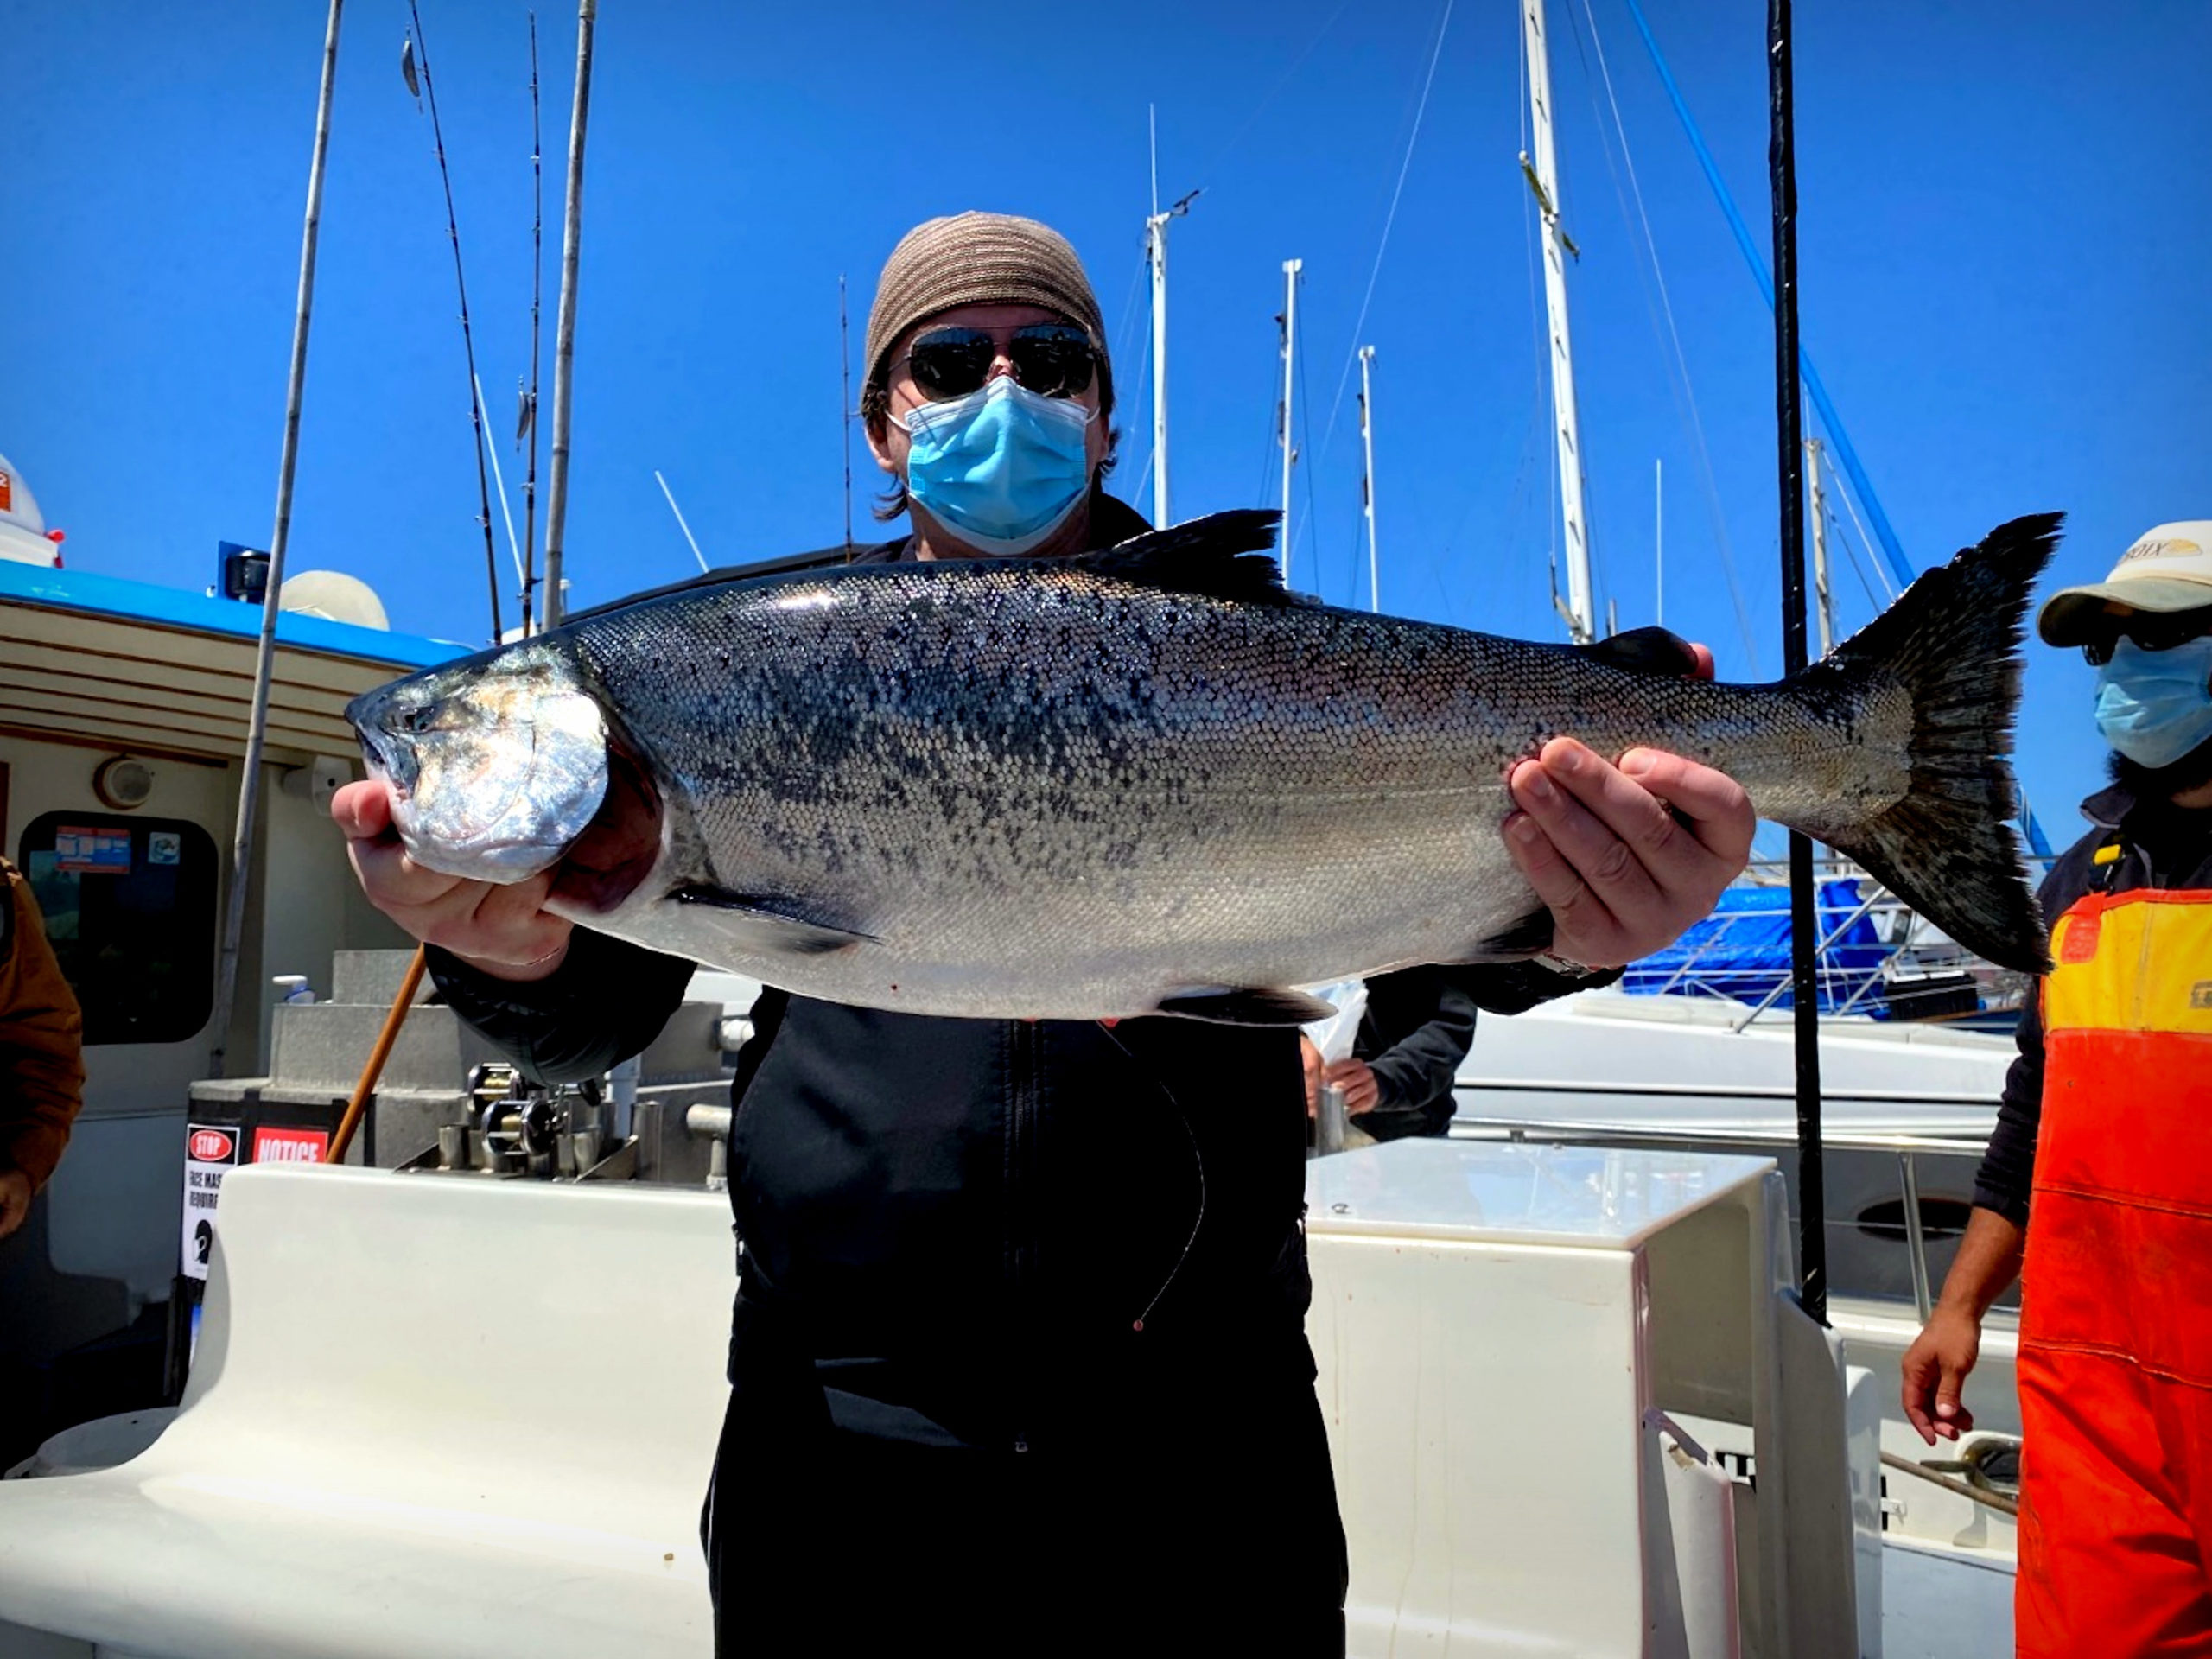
top-left (405, 0), bottom-right (505, 644)
top-left (1316, 0), bottom-right (1456, 468)
top-left (1567, 0), bottom-right (1758, 668)
top-left (1190, 0), bottom-right (1360, 190)
top-left (1821, 441), bottom-right (1896, 601)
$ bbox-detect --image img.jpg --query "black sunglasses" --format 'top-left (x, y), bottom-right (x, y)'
top-left (900, 324), bottom-right (1097, 403)
top-left (2082, 609), bottom-right (2212, 667)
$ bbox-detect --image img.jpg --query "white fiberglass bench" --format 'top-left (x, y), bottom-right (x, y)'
top-left (0, 1165), bottom-right (734, 1659)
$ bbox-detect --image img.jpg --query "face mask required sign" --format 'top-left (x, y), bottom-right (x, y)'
top-left (181, 1122), bottom-right (241, 1281)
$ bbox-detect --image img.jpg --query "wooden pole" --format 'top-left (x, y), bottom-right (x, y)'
top-left (210, 0), bottom-right (344, 1078)
top-left (327, 946), bottom-right (427, 1165)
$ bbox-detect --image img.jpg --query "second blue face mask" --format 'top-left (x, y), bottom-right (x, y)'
top-left (897, 376), bottom-right (1095, 555)
top-left (2094, 635), bottom-right (2212, 769)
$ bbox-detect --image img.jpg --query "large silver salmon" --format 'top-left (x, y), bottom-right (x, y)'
top-left (347, 510), bottom-right (2058, 1022)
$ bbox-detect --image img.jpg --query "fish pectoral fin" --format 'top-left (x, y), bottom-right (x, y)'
top-left (666, 887), bottom-right (875, 955)
top-left (1077, 510), bottom-right (1300, 606)
top-left (1449, 906), bottom-right (1557, 962)
top-left (1154, 987), bottom-right (1339, 1027)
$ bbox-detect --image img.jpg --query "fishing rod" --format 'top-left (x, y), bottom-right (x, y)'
top-left (1766, 0), bottom-right (1828, 1325)
top-left (404, 0), bottom-right (505, 644)
top-left (212, 0), bottom-right (345, 1079)
top-left (519, 10), bottom-right (544, 637)
top-left (542, 0), bottom-right (598, 628)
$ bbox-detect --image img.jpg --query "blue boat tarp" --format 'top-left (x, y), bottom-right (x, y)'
top-left (1621, 879), bottom-right (1889, 1014)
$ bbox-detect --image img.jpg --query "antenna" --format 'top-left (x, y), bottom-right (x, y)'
top-left (840, 273), bottom-right (853, 550)
top-left (404, 0), bottom-right (505, 643)
top-left (1277, 257), bottom-right (1302, 580)
top-left (1654, 456), bottom-right (1662, 627)
top-left (519, 9), bottom-right (544, 637)
top-left (654, 470), bottom-right (709, 573)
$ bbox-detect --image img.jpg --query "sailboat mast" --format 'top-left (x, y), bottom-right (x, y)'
top-left (1520, 0), bottom-right (1594, 644)
top-left (1278, 257), bottom-right (1302, 579)
top-left (1358, 345), bottom-right (1379, 612)
top-left (1807, 436), bottom-right (1834, 656)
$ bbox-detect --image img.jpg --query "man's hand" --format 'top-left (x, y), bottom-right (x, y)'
top-left (0, 1168), bottom-right (32, 1241)
top-left (331, 780), bottom-right (572, 982)
top-left (1901, 1306), bottom-right (1983, 1444)
top-left (1323, 1058), bottom-right (1382, 1116)
top-left (1502, 741), bottom-right (1755, 969)
top-left (1300, 1036), bottom-right (1323, 1118)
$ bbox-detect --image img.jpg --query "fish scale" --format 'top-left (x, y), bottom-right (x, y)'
top-left (349, 508), bottom-right (2060, 1024)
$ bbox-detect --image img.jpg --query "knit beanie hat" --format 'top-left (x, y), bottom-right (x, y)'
top-left (863, 212), bottom-right (1113, 415)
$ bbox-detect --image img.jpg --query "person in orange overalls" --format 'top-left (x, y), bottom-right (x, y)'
top-left (0, 854), bottom-right (85, 1241)
top-left (1902, 519), bottom-right (2212, 1656)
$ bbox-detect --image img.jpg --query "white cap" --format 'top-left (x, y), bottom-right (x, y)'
top-left (2037, 520), bottom-right (2212, 645)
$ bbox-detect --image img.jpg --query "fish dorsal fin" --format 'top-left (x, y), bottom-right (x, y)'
top-left (1074, 509), bottom-right (1294, 605)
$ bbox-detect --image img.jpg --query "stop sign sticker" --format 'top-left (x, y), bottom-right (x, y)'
top-left (189, 1128), bottom-right (236, 1163)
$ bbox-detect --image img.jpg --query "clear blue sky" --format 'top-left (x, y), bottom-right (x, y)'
top-left (4, 0), bottom-right (2207, 840)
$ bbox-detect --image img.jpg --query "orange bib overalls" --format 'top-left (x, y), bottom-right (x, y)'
top-left (2018, 885), bottom-right (2212, 1654)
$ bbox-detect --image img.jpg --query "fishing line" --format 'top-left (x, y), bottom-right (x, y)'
top-left (1568, 0), bottom-right (1757, 668)
top-left (405, 0), bottom-right (506, 644)
top-left (1315, 0), bottom-right (1456, 469)
top-left (1093, 1020), bottom-right (1207, 1334)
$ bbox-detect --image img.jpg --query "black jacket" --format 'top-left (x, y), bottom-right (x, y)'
top-left (1973, 784), bottom-right (2212, 1225)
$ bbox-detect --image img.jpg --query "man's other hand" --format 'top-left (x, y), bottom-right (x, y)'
top-left (1323, 1058), bottom-right (1382, 1116)
top-left (1901, 1306), bottom-right (1984, 1444)
top-left (331, 779), bottom-right (573, 982)
top-left (1502, 741), bottom-right (1754, 969)
top-left (0, 1168), bottom-right (32, 1241)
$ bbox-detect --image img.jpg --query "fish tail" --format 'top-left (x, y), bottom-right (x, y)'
top-left (1787, 512), bottom-right (2063, 975)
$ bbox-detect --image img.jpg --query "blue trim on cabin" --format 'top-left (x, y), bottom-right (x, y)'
top-left (0, 560), bottom-right (466, 670)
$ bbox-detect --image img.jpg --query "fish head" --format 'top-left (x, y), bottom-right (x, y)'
top-left (346, 644), bottom-right (609, 884)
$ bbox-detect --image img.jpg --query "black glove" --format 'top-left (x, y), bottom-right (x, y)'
top-left (1573, 625), bottom-right (1701, 678)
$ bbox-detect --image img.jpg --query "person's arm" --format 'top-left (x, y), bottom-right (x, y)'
top-left (1899, 938), bottom-right (2052, 1442)
top-left (1339, 971), bottom-right (1478, 1141)
top-left (0, 870), bottom-right (86, 1239)
top-left (427, 928), bottom-right (696, 1086)
top-left (1899, 1206), bottom-right (2025, 1444)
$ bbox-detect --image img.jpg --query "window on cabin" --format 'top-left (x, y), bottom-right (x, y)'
top-left (18, 811), bottom-right (218, 1046)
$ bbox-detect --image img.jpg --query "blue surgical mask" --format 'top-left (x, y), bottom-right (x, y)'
top-left (2094, 635), bottom-right (2212, 768)
top-left (896, 376), bottom-right (1095, 555)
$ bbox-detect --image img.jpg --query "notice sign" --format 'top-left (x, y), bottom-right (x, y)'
top-left (251, 1125), bottom-right (328, 1164)
top-left (181, 1122), bottom-right (241, 1281)
top-left (54, 826), bottom-right (131, 875)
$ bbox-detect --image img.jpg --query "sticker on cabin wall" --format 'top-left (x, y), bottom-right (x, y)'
top-left (54, 826), bottom-right (131, 874)
top-left (251, 1125), bottom-right (329, 1164)
top-left (148, 832), bottom-right (181, 867)
top-left (181, 1122), bottom-right (242, 1281)
top-left (0, 471), bottom-right (12, 512)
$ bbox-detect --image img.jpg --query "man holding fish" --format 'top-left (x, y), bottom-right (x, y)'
top-left (337, 212), bottom-right (2050, 1653)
